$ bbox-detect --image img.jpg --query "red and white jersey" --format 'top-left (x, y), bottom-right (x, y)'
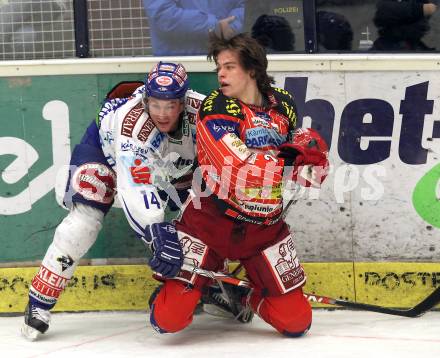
top-left (97, 85), bottom-right (205, 234)
top-left (196, 87), bottom-right (298, 222)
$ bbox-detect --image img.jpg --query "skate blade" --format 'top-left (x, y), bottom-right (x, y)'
top-left (202, 304), bottom-right (234, 319)
top-left (21, 323), bottom-right (42, 341)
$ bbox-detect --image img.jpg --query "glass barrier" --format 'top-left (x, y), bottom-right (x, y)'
top-left (316, 0), bottom-right (440, 53)
top-left (244, 0), bottom-right (304, 53)
top-left (1, 0), bottom-right (439, 60)
top-left (0, 0), bottom-right (74, 60)
top-left (89, 0), bottom-right (151, 57)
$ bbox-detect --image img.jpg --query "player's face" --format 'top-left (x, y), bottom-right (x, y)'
top-left (216, 50), bottom-right (256, 101)
top-left (148, 97), bottom-right (184, 133)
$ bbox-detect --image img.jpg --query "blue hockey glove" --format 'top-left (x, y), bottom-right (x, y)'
top-left (144, 222), bottom-right (183, 278)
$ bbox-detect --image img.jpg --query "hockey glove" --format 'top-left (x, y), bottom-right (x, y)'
top-left (278, 128), bottom-right (329, 187)
top-left (144, 222), bottom-right (183, 278)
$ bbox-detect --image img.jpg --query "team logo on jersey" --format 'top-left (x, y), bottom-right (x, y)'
top-left (175, 232), bottom-right (208, 285)
top-left (72, 163), bottom-right (116, 204)
top-left (262, 235), bottom-right (306, 294)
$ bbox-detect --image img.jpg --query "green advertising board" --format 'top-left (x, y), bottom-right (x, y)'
top-left (0, 73), bottom-right (218, 264)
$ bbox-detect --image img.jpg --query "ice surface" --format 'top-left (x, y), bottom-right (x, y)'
top-left (2, 310), bottom-right (440, 358)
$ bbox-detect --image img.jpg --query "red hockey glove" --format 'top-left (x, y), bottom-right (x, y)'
top-left (278, 128), bottom-right (329, 187)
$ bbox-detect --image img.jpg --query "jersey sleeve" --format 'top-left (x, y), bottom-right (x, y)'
top-left (271, 87), bottom-right (298, 136)
top-left (197, 90), bottom-right (284, 193)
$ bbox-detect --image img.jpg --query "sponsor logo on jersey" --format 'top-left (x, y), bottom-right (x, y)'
top-left (150, 132), bottom-right (165, 149)
top-left (222, 133), bottom-right (251, 160)
top-left (187, 112), bottom-right (196, 124)
top-left (121, 103), bottom-right (144, 137)
top-left (245, 127), bottom-right (286, 148)
top-left (137, 117), bottom-right (156, 142)
top-left (186, 96), bottom-right (202, 111)
top-left (97, 98), bottom-right (128, 126)
top-left (174, 157), bottom-right (193, 168)
top-left (206, 119), bottom-right (239, 141)
top-left (102, 130), bottom-right (115, 145)
top-left (225, 99), bottom-right (241, 116)
top-left (130, 158), bottom-right (151, 184)
top-left (281, 100), bottom-right (297, 125)
top-left (255, 111), bottom-right (272, 122)
top-left (240, 201), bottom-right (277, 214)
top-left (120, 140), bottom-right (149, 159)
top-left (240, 183), bottom-right (282, 200)
top-left (202, 90), bottom-right (219, 113)
top-left (252, 117), bottom-right (271, 128)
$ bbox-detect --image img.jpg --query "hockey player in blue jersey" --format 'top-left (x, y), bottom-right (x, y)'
top-left (21, 62), bottom-right (206, 340)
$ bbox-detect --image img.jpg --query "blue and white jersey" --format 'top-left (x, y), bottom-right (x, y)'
top-left (97, 85), bottom-right (205, 236)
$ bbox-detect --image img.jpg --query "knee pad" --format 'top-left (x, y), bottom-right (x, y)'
top-left (31, 203), bottom-right (104, 309)
top-left (250, 287), bottom-right (312, 337)
top-left (53, 203), bottom-right (104, 261)
top-left (149, 280), bottom-right (201, 333)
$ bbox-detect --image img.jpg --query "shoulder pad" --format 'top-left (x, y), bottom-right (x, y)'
top-left (271, 87), bottom-right (297, 128)
top-left (199, 90), bottom-right (244, 120)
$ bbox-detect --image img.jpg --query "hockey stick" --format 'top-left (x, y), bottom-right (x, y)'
top-left (182, 264), bottom-right (440, 318)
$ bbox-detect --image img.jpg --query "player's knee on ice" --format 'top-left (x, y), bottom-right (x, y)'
top-left (250, 288), bottom-right (312, 337)
top-left (149, 280), bottom-right (202, 333)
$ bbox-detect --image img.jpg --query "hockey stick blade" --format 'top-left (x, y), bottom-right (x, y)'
top-left (183, 263), bottom-right (440, 318)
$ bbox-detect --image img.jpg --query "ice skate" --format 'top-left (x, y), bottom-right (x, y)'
top-left (202, 282), bottom-right (254, 323)
top-left (21, 303), bottom-right (51, 341)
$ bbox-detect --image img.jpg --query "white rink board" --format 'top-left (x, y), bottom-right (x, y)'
top-left (2, 311), bottom-right (440, 358)
top-left (272, 71), bottom-right (440, 261)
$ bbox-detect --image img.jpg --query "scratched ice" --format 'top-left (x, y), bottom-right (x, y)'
top-left (1, 310), bottom-right (439, 358)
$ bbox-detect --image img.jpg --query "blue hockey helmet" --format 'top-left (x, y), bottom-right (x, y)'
top-left (145, 61), bottom-right (189, 99)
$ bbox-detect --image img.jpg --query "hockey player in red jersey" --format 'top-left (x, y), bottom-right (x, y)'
top-left (149, 33), bottom-right (329, 336)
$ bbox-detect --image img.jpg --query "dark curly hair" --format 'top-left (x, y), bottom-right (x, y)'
top-left (207, 33), bottom-right (274, 94)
